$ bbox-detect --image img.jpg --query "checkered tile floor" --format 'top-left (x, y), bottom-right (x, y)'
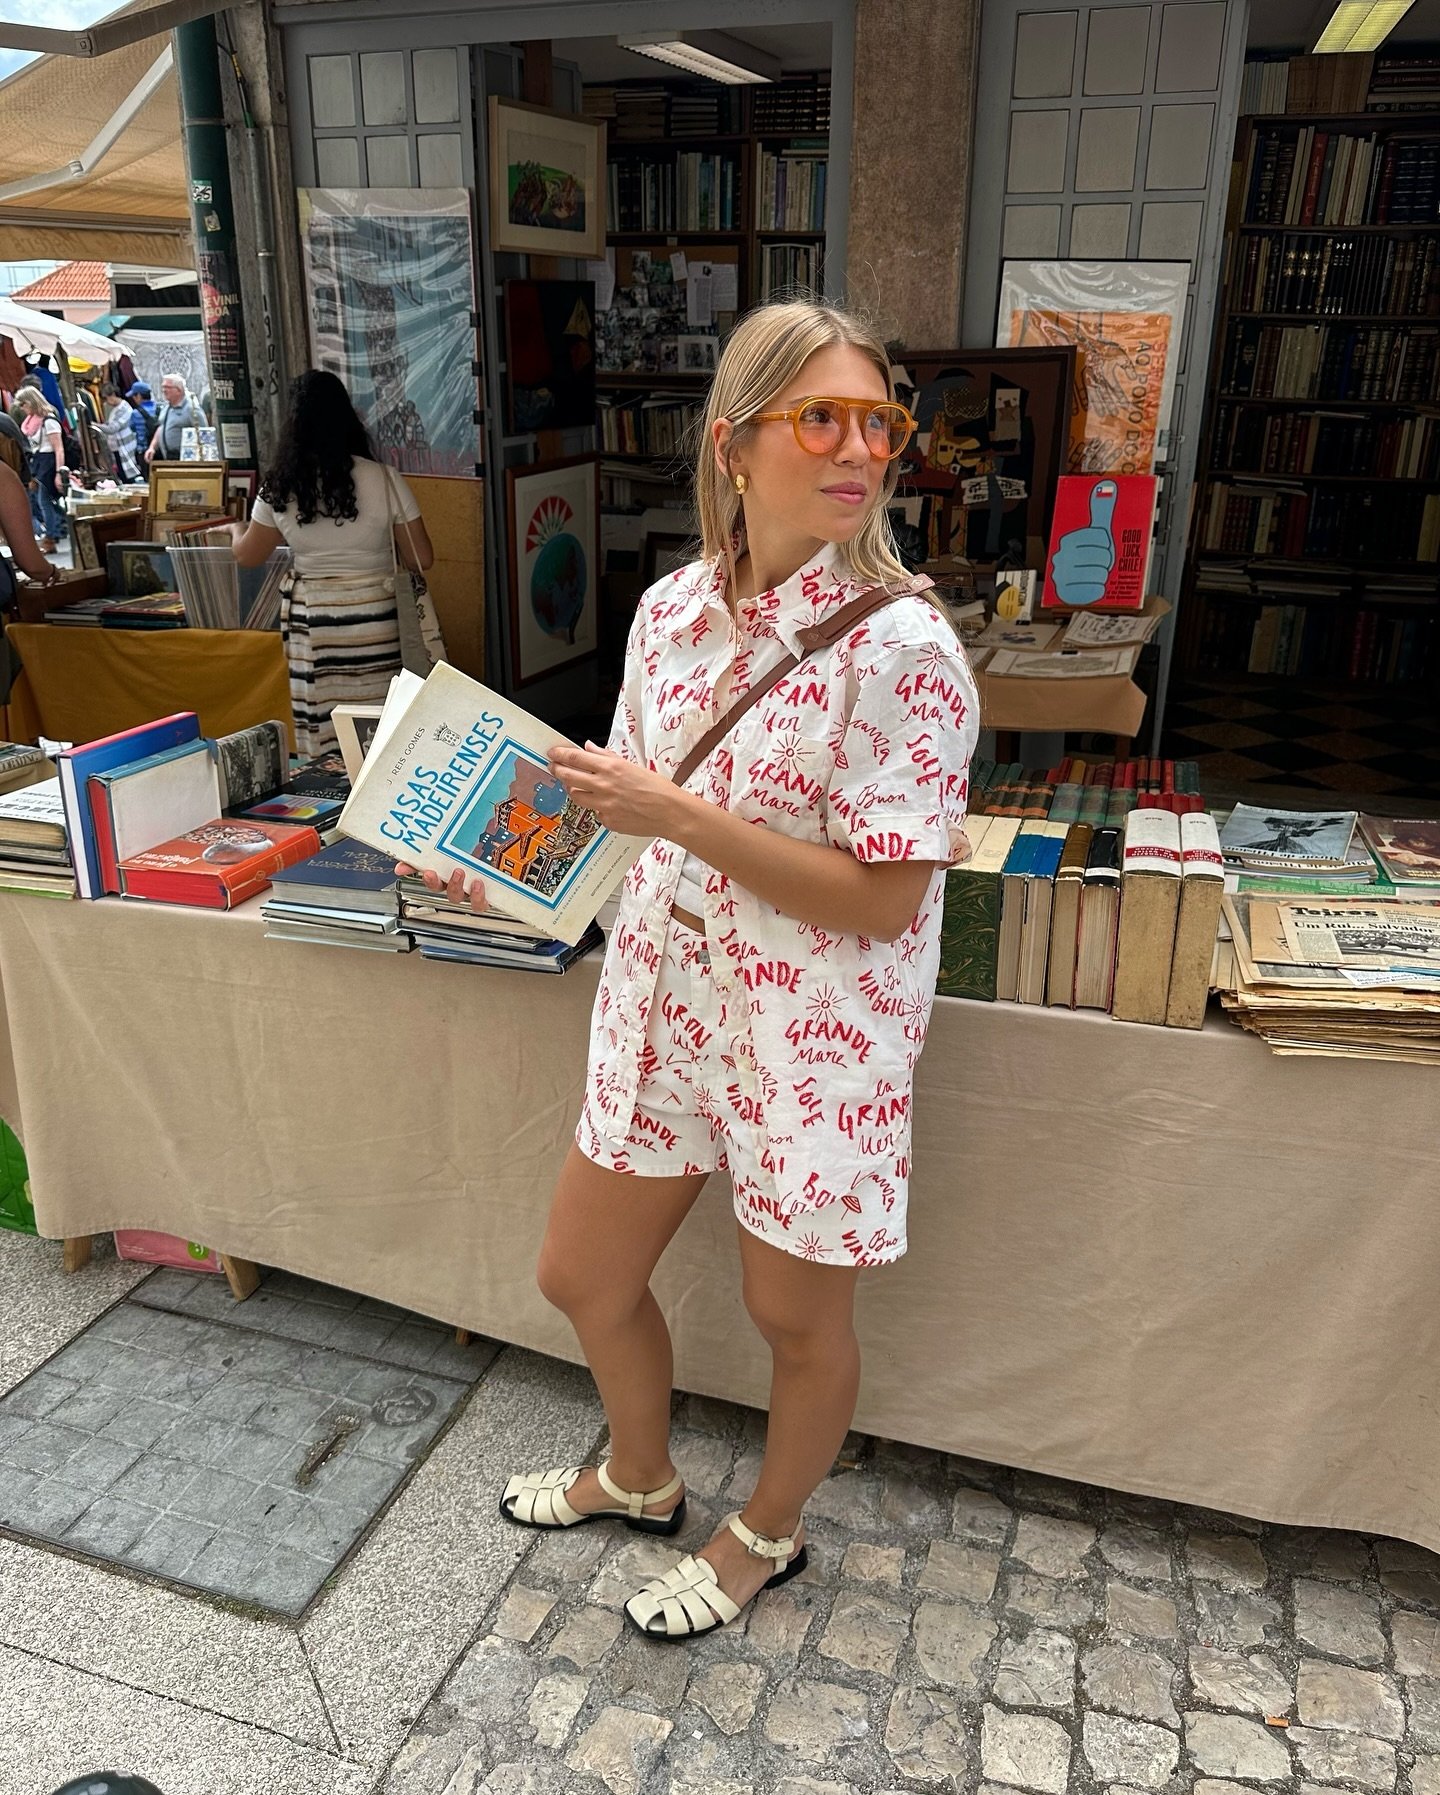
top-left (1161, 680), bottom-right (1440, 803)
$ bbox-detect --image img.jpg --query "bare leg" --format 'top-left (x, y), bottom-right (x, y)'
top-left (690, 1224), bottom-right (862, 1608)
top-left (533, 1143), bottom-right (709, 1516)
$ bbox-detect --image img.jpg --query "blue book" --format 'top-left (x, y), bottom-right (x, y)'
top-left (1026, 834), bottom-right (1067, 883)
top-left (267, 836), bottom-right (400, 915)
top-left (56, 713), bottom-right (201, 900)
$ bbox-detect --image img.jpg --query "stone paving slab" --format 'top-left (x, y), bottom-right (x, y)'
top-left (0, 1285), bottom-right (492, 1616)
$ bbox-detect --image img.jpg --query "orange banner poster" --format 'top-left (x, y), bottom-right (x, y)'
top-left (1009, 308), bottom-right (1172, 477)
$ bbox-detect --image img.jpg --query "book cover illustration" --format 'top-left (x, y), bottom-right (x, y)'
top-left (216, 720), bottom-right (288, 810)
top-left (1358, 816), bottom-right (1440, 885)
top-left (1220, 804), bottom-right (1356, 862)
top-left (340, 662), bottom-right (642, 945)
top-left (1042, 476), bottom-right (1157, 612)
top-left (240, 793), bottom-right (345, 828)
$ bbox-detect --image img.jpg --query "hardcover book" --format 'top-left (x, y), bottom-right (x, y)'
top-left (1045, 822), bottom-right (1094, 1008)
top-left (339, 664), bottom-right (644, 946)
top-left (238, 792), bottom-right (345, 830)
top-left (1074, 827), bottom-right (1122, 1011)
top-left (936, 815), bottom-right (1013, 1002)
top-left (267, 836), bottom-right (402, 915)
top-left (56, 713), bottom-right (201, 899)
top-left (119, 818), bottom-right (320, 909)
top-left (1111, 809), bottom-right (1183, 1025)
top-left (88, 740), bottom-right (222, 895)
top-left (215, 720), bottom-right (289, 811)
top-left (1041, 475), bottom-right (1158, 613)
top-left (1165, 811), bottom-right (1226, 1030)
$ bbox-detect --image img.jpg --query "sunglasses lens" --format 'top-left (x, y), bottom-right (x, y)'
top-left (871, 405), bottom-right (913, 459)
top-left (795, 401), bottom-right (844, 454)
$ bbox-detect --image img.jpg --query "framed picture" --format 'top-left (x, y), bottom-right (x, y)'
top-left (642, 530), bottom-right (692, 586)
top-left (506, 455), bottom-right (600, 688)
top-left (149, 461), bottom-right (227, 516)
top-left (104, 540), bottom-right (176, 598)
top-left (893, 346), bottom-right (1075, 571)
top-left (677, 334), bottom-right (719, 375)
top-left (180, 426), bottom-right (220, 462)
top-left (227, 469), bottom-right (258, 507)
top-left (488, 97), bottom-right (606, 259)
top-left (331, 703), bottom-right (385, 785)
top-left (503, 279), bottom-right (597, 432)
top-left (996, 260), bottom-right (1190, 473)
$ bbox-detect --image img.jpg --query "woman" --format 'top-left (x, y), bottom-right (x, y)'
top-left (0, 461), bottom-right (60, 594)
top-left (98, 384), bottom-right (142, 483)
top-left (411, 300), bottom-right (978, 1641)
top-left (232, 370), bottom-right (438, 757)
top-left (14, 390), bottom-right (66, 552)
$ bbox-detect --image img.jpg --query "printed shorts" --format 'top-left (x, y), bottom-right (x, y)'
top-left (578, 919), bottom-right (908, 1265)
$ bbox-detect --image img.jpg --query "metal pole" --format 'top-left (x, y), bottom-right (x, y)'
top-left (173, 14), bottom-right (257, 472)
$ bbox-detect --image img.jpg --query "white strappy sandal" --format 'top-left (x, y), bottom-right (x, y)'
top-left (623, 1510), bottom-right (808, 1641)
top-left (499, 1461), bottom-right (686, 1536)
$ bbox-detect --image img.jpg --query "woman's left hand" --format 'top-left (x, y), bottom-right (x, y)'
top-left (548, 740), bottom-right (682, 839)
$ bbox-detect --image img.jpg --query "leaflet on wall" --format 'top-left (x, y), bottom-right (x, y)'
top-left (997, 260), bottom-right (1189, 474)
top-left (339, 663), bottom-right (643, 944)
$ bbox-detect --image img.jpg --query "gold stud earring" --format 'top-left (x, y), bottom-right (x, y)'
top-left (734, 473), bottom-right (748, 495)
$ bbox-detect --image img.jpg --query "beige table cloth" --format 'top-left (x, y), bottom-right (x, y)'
top-left (2, 893), bottom-right (1436, 1551)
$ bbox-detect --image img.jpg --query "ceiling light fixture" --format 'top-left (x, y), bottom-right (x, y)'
top-left (617, 30), bottom-right (780, 85)
top-left (1312, 0), bottom-right (1416, 53)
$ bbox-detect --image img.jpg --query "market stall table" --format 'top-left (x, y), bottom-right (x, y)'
top-left (0, 622), bottom-right (294, 748)
top-left (0, 891), bottom-right (1434, 1551)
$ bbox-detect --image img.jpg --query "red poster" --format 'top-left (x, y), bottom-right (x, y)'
top-left (1041, 474), bottom-right (1158, 613)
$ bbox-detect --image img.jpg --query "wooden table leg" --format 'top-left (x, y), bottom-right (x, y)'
top-left (62, 1235), bottom-right (93, 1273)
top-left (455, 1328), bottom-right (474, 1347)
top-left (220, 1255), bottom-right (261, 1301)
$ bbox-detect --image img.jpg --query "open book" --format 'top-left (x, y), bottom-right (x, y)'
top-left (339, 665), bottom-right (643, 945)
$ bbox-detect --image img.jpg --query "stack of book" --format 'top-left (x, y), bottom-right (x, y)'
top-left (0, 778), bottom-right (73, 898)
top-left (263, 838), bottom-right (411, 952)
top-left (398, 879), bottom-right (601, 973)
top-left (938, 758), bottom-right (1221, 1029)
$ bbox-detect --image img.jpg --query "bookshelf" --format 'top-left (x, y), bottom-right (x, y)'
top-left (583, 76), bottom-right (830, 478)
top-left (1180, 96), bottom-right (1440, 694)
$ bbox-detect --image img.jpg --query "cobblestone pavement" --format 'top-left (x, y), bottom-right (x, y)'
top-left (383, 1392), bottom-right (1440, 1795)
top-left (5, 1234), bottom-right (1440, 1795)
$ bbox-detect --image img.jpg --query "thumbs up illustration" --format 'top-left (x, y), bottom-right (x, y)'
top-left (1050, 479), bottom-right (1118, 607)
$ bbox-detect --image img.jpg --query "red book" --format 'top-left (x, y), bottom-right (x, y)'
top-left (1042, 476), bottom-right (1158, 613)
top-left (1299, 133), bottom-right (1328, 226)
top-left (118, 818), bottom-right (321, 909)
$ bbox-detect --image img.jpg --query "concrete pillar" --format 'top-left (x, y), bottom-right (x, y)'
top-left (846, 0), bottom-right (980, 347)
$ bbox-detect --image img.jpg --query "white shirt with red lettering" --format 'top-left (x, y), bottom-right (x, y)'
top-left (583, 543), bottom-right (979, 1266)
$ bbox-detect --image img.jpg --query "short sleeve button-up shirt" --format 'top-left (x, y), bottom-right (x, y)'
top-left (587, 544), bottom-right (979, 1260)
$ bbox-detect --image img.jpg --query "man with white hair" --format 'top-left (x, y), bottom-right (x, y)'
top-left (144, 373), bottom-right (208, 462)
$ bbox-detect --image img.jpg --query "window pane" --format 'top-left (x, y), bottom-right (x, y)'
top-left (413, 48), bottom-right (460, 124)
top-left (314, 136), bottom-right (361, 188)
top-left (366, 134), bottom-right (412, 186)
top-left (309, 55), bottom-right (355, 129)
top-left (361, 50), bottom-right (407, 127)
top-left (417, 134), bottom-right (463, 186)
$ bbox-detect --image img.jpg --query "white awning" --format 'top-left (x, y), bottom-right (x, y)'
top-left (0, 298), bottom-right (119, 366)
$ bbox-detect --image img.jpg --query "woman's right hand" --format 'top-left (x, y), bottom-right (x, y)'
top-left (395, 860), bottom-right (488, 914)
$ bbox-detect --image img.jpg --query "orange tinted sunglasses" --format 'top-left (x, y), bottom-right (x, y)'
top-left (746, 396), bottom-right (917, 461)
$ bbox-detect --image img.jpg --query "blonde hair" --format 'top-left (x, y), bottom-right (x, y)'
top-left (695, 298), bottom-right (912, 592)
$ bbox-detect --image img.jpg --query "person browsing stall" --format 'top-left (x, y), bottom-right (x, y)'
top-left (402, 299), bottom-right (978, 1642)
top-left (231, 370), bottom-right (440, 756)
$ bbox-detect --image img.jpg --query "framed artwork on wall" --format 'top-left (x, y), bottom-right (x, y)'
top-left (503, 279), bottom-right (597, 432)
top-left (488, 97), bottom-right (606, 259)
top-left (996, 260), bottom-right (1189, 474)
top-left (506, 455), bottom-right (600, 688)
top-left (893, 346), bottom-right (1075, 571)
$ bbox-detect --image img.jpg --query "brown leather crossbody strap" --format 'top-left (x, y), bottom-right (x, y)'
top-left (671, 583), bottom-right (899, 791)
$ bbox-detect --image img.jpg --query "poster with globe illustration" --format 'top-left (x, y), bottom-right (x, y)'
top-left (506, 455), bottom-right (599, 687)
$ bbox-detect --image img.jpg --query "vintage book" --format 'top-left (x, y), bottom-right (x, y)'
top-left (215, 720), bottom-right (289, 811)
top-left (1017, 832), bottom-right (1067, 1005)
top-left (937, 816), bottom-right (1020, 1002)
top-left (1165, 812), bottom-right (1226, 1030)
top-left (283, 751), bottom-right (351, 799)
top-left (238, 792), bottom-right (346, 831)
top-left (332, 702), bottom-right (386, 787)
top-left (0, 743), bottom-right (50, 797)
top-left (1074, 827), bottom-right (1123, 1011)
top-left (995, 827), bottom-right (1043, 1003)
top-left (0, 777), bottom-right (68, 851)
top-left (1357, 815), bottom-right (1440, 890)
top-left (1045, 823), bottom-right (1094, 1008)
top-left (266, 837), bottom-right (402, 917)
top-left (1041, 475), bottom-right (1158, 613)
top-left (1112, 809), bottom-right (1183, 1025)
top-left (263, 919), bottom-right (413, 954)
top-left (119, 818), bottom-right (320, 909)
top-left (413, 920), bottom-right (603, 974)
top-left (340, 664), bottom-right (644, 946)
top-left (88, 740), bottom-right (222, 896)
top-left (56, 713), bottom-right (201, 900)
